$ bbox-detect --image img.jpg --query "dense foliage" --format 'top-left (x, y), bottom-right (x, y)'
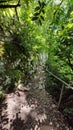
top-left (0, 0), bottom-right (73, 126)
top-left (44, 0), bottom-right (73, 96)
top-left (0, 0), bottom-right (38, 92)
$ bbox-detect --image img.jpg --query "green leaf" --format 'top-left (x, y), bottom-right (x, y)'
top-left (42, 9), bottom-right (45, 14)
top-left (41, 2), bottom-right (46, 8)
top-left (40, 15), bottom-right (44, 21)
top-left (34, 12), bottom-right (40, 16)
top-left (38, 0), bottom-right (41, 7)
top-left (39, 19), bottom-right (42, 25)
top-left (32, 16), bottom-right (38, 21)
top-left (35, 6), bottom-right (40, 11)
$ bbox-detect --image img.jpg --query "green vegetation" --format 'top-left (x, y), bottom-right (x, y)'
top-left (0, 0), bottom-right (73, 126)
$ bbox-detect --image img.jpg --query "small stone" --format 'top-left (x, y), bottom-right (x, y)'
top-left (52, 104), bottom-right (56, 108)
top-left (34, 125), bottom-right (38, 130)
top-left (56, 123), bottom-right (59, 128)
top-left (49, 121), bottom-right (53, 125)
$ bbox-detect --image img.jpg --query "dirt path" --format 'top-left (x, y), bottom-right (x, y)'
top-left (0, 65), bottom-right (72, 130)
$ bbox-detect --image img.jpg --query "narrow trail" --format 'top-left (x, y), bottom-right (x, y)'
top-left (0, 64), bottom-right (72, 130)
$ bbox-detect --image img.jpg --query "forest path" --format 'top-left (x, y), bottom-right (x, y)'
top-left (0, 64), bottom-right (72, 130)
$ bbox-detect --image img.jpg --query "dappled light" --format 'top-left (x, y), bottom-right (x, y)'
top-left (0, 0), bottom-right (73, 129)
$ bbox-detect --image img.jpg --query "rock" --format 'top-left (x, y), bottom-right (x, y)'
top-left (17, 84), bottom-right (30, 92)
top-left (49, 122), bottom-right (53, 125)
top-left (52, 104), bottom-right (56, 108)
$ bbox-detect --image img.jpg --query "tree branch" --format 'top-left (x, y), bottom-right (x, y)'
top-left (18, 0), bottom-right (20, 5)
top-left (0, 4), bottom-right (20, 8)
top-left (15, 7), bottom-right (19, 20)
top-left (0, 0), bottom-right (7, 3)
